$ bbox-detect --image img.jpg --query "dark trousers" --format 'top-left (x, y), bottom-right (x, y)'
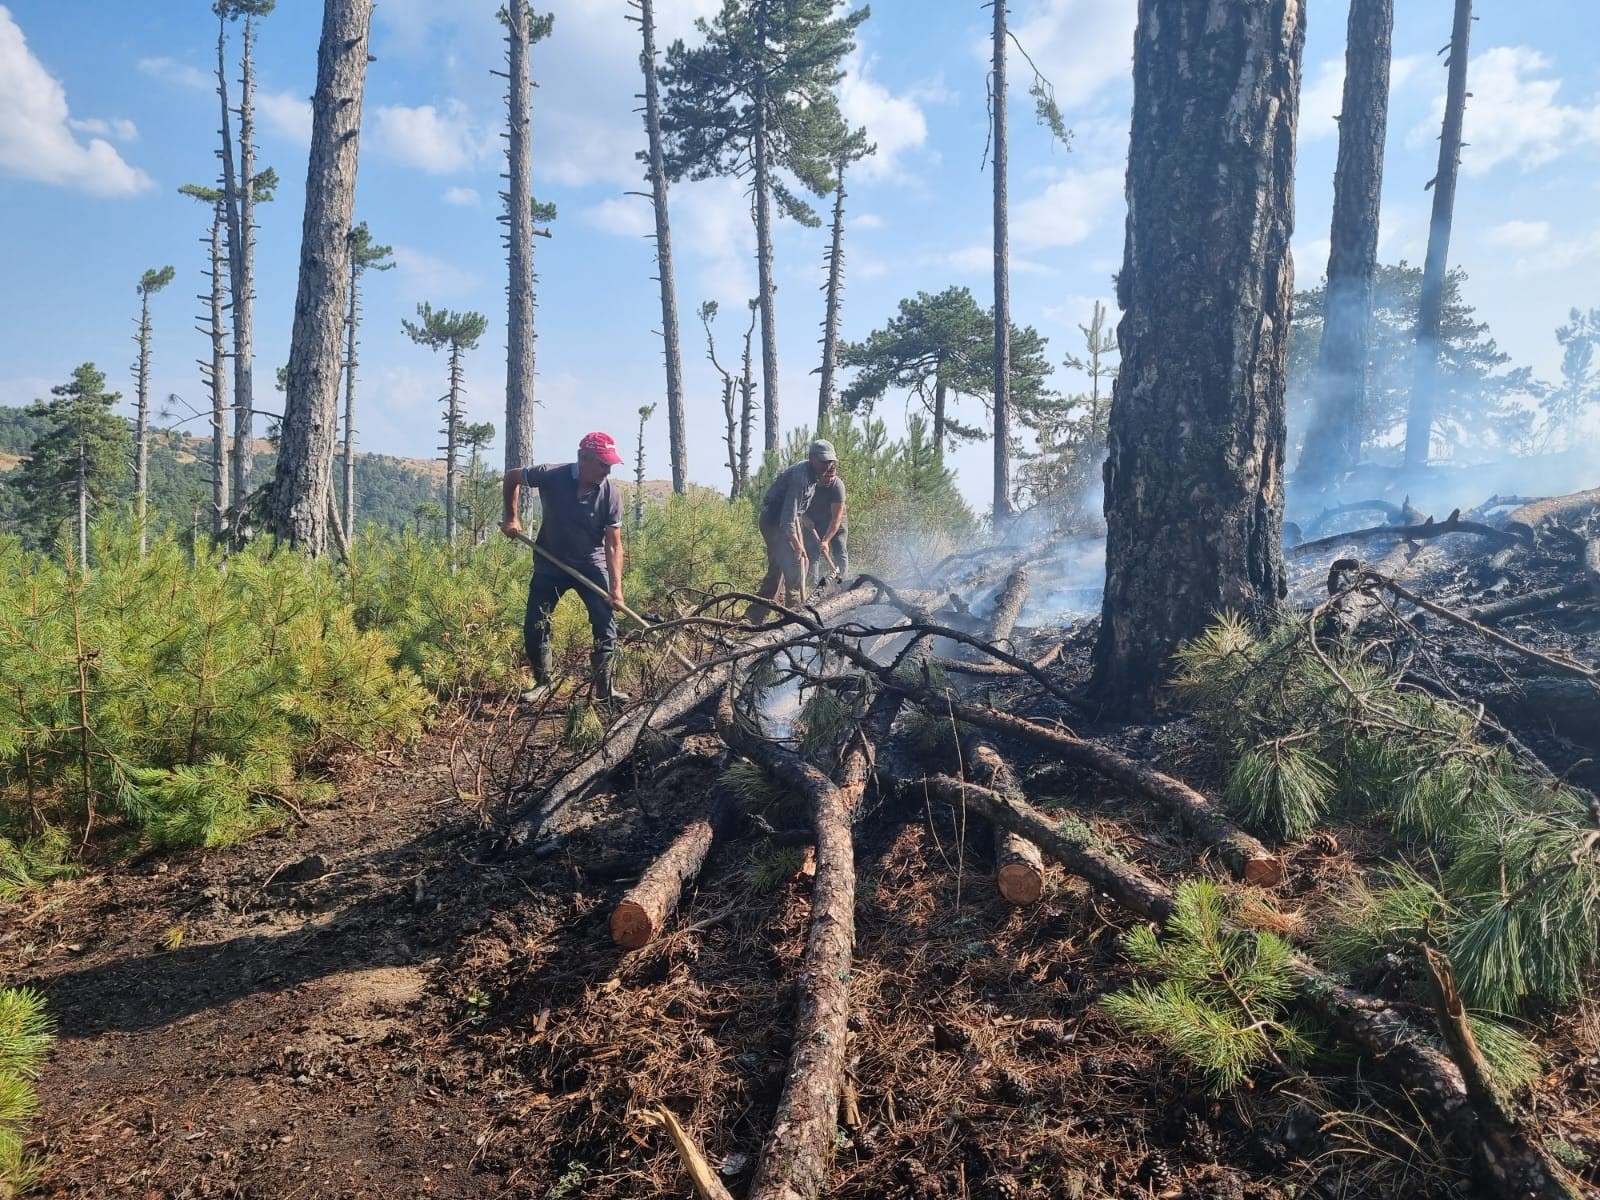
top-left (524, 561), bottom-right (616, 681)
top-left (803, 526), bottom-right (848, 583)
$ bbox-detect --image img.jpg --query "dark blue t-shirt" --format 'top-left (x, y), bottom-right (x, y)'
top-left (522, 463), bottom-right (622, 571)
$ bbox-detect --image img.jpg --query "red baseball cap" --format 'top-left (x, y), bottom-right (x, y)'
top-left (578, 431), bottom-right (623, 465)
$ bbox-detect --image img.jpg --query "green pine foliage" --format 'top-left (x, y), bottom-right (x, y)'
top-left (1102, 880), bottom-right (1312, 1093)
top-left (0, 986), bottom-right (53, 1193)
top-left (1178, 614), bottom-right (1600, 1013)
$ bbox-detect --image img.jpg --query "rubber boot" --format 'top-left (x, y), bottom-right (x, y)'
top-left (520, 640), bottom-right (555, 703)
top-left (591, 648), bottom-right (629, 704)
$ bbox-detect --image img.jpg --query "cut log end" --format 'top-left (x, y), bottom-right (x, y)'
top-left (609, 901), bottom-right (656, 950)
top-left (1242, 855), bottom-right (1286, 888)
top-left (996, 860), bottom-right (1045, 905)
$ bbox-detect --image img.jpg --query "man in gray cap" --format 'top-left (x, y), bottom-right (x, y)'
top-left (755, 439), bottom-right (839, 609)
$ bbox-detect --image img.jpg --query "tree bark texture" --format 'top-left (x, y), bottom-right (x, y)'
top-left (610, 789), bottom-right (732, 950)
top-left (716, 690), bottom-right (855, 1200)
top-left (1404, 0), bottom-right (1471, 470)
top-left (270, 0), bottom-right (373, 554)
top-left (234, 13), bottom-right (259, 498)
top-left (206, 207), bottom-right (230, 536)
top-left (753, 0), bottom-right (779, 456)
top-left (215, 15), bottom-right (250, 501)
top-left (1092, 0), bottom-right (1302, 715)
top-left (933, 373), bottom-right (947, 461)
top-left (341, 258), bottom-right (360, 535)
top-left (740, 307), bottom-right (757, 487)
top-left (991, 0), bottom-right (1013, 523)
top-left (134, 291), bottom-right (152, 554)
top-left (505, 0), bottom-right (536, 477)
top-left (1298, 0), bottom-right (1393, 489)
top-left (638, 0), bottom-right (689, 494)
top-left (817, 167), bottom-right (847, 428)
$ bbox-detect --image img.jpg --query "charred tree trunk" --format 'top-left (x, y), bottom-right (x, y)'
top-left (753, 0), bottom-right (779, 456)
top-left (933, 370), bottom-right (948, 462)
top-left (1092, 0), bottom-right (1302, 715)
top-left (204, 205), bottom-right (231, 537)
top-left (1404, 0), bottom-right (1472, 471)
top-left (133, 289), bottom-right (153, 554)
top-left (341, 255), bottom-right (360, 536)
top-left (1298, 0), bottom-right (1393, 491)
top-left (269, 0), bottom-right (374, 555)
top-left (990, 0), bottom-right (1013, 525)
top-left (635, 0), bottom-right (688, 493)
top-left (504, 0), bottom-right (536, 479)
top-left (816, 164), bottom-right (847, 429)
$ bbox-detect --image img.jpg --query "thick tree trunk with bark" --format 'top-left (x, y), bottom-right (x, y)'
top-left (933, 371), bottom-right (947, 461)
top-left (1092, 0), bottom-right (1302, 715)
top-left (753, 0), bottom-right (779, 456)
top-left (134, 291), bottom-right (152, 554)
top-left (205, 208), bottom-right (230, 536)
top-left (505, 0), bottom-right (536, 477)
top-left (991, 0), bottom-right (1012, 523)
top-left (1404, 0), bottom-right (1472, 471)
top-left (817, 167), bottom-right (847, 428)
top-left (269, 0), bottom-right (374, 554)
top-left (341, 262), bottom-right (360, 535)
top-left (1298, 0), bottom-right (1393, 490)
top-left (637, 0), bottom-right (688, 493)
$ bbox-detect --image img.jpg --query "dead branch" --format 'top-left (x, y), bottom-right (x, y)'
top-left (888, 764), bottom-right (1581, 1200)
top-left (610, 788), bottom-right (733, 950)
top-left (930, 638), bottom-right (1065, 677)
top-left (716, 683), bottom-right (856, 1200)
top-left (639, 1106), bottom-right (737, 1200)
top-left (1465, 581), bottom-right (1595, 625)
top-left (1505, 487), bottom-right (1600, 544)
top-left (1291, 508), bottom-right (1525, 558)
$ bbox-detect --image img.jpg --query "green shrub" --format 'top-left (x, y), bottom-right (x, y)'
top-left (0, 986), bottom-right (53, 1192)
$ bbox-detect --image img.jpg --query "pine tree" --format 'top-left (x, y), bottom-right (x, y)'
top-left (698, 300), bottom-right (743, 497)
top-left (1546, 308), bottom-right (1600, 450)
top-left (1016, 300), bottom-right (1117, 521)
top-left (501, 3), bottom-right (554, 483)
top-left (179, 185), bottom-right (232, 536)
top-left (342, 221), bottom-right (394, 535)
top-left (660, 0), bottom-right (870, 454)
top-left (1404, 0), bottom-right (1473, 469)
top-left (816, 133), bottom-right (874, 427)
top-left (630, 0), bottom-right (688, 494)
top-left (403, 303), bottom-right (488, 556)
top-left (458, 421), bottom-right (497, 543)
top-left (15, 365), bottom-right (129, 564)
top-left (132, 266), bottom-right (176, 555)
top-left (269, 0), bottom-right (375, 555)
top-left (634, 403), bottom-right (656, 530)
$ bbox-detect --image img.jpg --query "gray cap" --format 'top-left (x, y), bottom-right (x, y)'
top-left (809, 438), bottom-right (838, 462)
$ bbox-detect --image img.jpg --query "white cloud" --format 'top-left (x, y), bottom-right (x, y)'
top-left (937, 242), bottom-right (1052, 277)
top-left (1409, 46), bottom-right (1600, 174)
top-left (392, 245), bottom-right (481, 297)
top-left (1484, 220), bottom-right (1552, 250)
top-left (372, 100), bottom-right (494, 174)
top-left (853, 212), bottom-right (885, 231)
top-left (1013, 165), bottom-right (1123, 251)
top-left (1298, 54), bottom-right (1423, 144)
top-left (442, 185), bottom-right (480, 207)
top-left (256, 89), bottom-right (311, 145)
top-left (137, 55), bottom-right (211, 91)
top-left (583, 195), bottom-right (654, 238)
top-left (991, 0), bottom-right (1137, 109)
top-left (68, 116), bottom-right (137, 142)
top-left (0, 7), bottom-right (152, 195)
top-left (838, 50), bottom-right (928, 182)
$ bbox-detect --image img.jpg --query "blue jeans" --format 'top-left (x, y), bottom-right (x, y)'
top-left (524, 561), bottom-right (616, 682)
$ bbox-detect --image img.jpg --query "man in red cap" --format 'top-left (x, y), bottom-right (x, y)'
top-left (501, 431), bottom-right (628, 702)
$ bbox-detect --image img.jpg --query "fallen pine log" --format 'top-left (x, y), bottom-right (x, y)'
top-left (1465, 580), bottom-right (1595, 625)
top-left (893, 768), bottom-right (1582, 1200)
top-left (930, 638), bottom-right (1066, 677)
top-left (1505, 487), bottom-right (1600, 544)
top-left (1291, 508), bottom-right (1524, 559)
top-left (716, 683), bottom-right (857, 1200)
top-left (502, 581), bottom-right (886, 847)
top-left (610, 788), bottom-right (734, 950)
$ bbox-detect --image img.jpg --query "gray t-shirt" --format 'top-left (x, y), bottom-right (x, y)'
top-left (805, 476), bottom-right (847, 532)
top-left (522, 462), bottom-right (621, 571)
top-left (759, 460), bottom-right (820, 531)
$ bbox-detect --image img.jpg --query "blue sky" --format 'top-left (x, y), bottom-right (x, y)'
top-left (3, 1), bottom-right (1599, 506)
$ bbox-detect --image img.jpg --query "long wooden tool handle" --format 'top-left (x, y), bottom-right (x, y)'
top-left (505, 529), bottom-right (697, 671)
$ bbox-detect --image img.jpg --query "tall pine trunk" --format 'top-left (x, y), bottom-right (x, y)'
top-left (817, 165), bottom-right (847, 429)
top-left (342, 255), bottom-right (361, 535)
top-left (636, 0), bottom-right (688, 493)
top-left (1298, 0), bottom-right (1393, 490)
top-left (740, 303), bottom-right (757, 488)
top-left (1404, 0), bottom-right (1471, 470)
top-left (215, 14), bottom-right (248, 500)
top-left (934, 367), bottom-right (948, 461)
top-left (76, 438), bottom-right (88, 571)
top-left (270, 0), bottom-right (374, 554)
top-left (1092, 0), bottom-right (1303, 716)
top-left (134, 290), bottom-right (153, 554)
top-left (443, 344), bottom-right (462, 553)
top-left (753, 0), bottom-right (779, 456)
top-left (234, 12), bottom-right (259, 497)
top-left (990, 0), bottom-right (1013, 524)
top-left (206, 206), bottom-right (230, 536)
top-left (505, 0), bottom-right (536, 478)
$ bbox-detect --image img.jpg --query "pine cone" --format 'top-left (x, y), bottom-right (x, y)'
top-left (1137, 1150), bottom-right (1174, 1190)
top-left (1080, 1053), bottom-right (1108, 1078)
top-left (1306, 831), bottom-right (1340, 856)
top-left (1182, 1111), bottom-right (1220, 1162)
top-left (981, 1173), bottom-right (1021, 1200)
top-left (932, 1022), bottom-right (973, 1052)
top-left (994, 1067), bottom-right (1035, 1103)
